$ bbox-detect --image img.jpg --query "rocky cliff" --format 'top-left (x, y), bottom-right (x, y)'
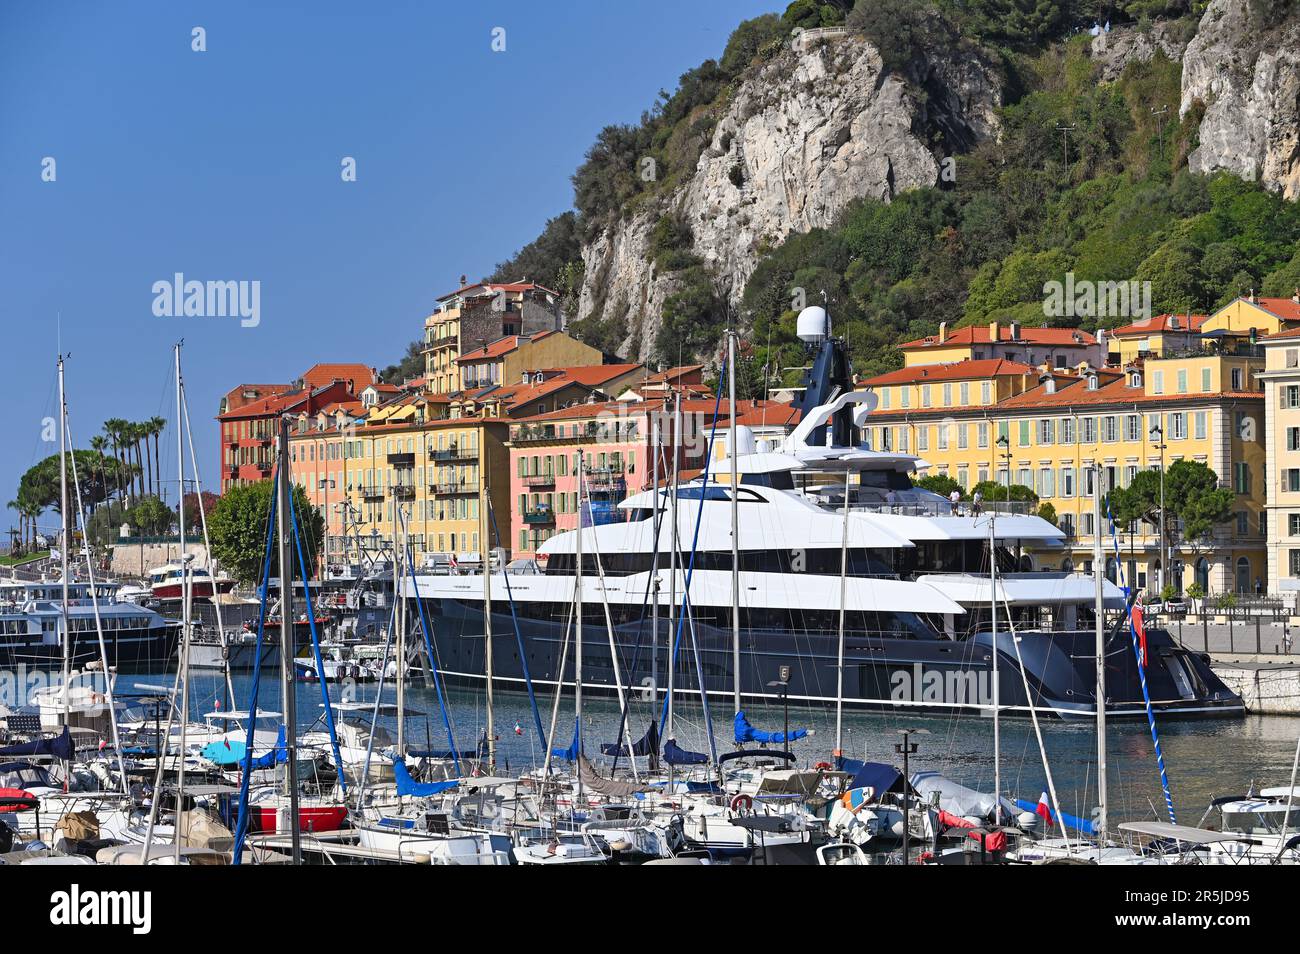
top-left (575, 32), bottom-right (1002, 363)
top-left (1181, 0), bottom-right (1300, 200)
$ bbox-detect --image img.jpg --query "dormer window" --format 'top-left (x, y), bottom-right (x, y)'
top-left (1128, 370), bottom-right (1142, 388)
top-left (1086, 374), bottom-right (1099, 391)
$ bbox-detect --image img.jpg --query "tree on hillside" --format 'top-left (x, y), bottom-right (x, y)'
top-left (208, 481), bottom-right (323, 584)
top-left (379, 340), bottom-right (425, 385)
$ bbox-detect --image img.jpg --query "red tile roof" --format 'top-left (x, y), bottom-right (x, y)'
top-left (457, 330), bottom-right (559, 362)
top-left (1246, 296), bottom-right (1300, 323)
top-left (1263, 325), bottom-right (1300, 342)
top-left (644, 364), bottom-right (704, 384)
top-left (1109, 314), bottom-right (1208, 336)
top-left (436, 281), bottom-right (558, 302)
top-left (900, 326), bottom-right (1097, 350)
top-left (544, 363), bottom-right (645, 387)
top-left (301, 363), bottom-right (375, 390)
top-left (995, 372), bottom-right (1261, 411)
top-left (861, 359), bottom-right (1036, 387)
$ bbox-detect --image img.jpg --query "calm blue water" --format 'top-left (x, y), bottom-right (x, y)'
top-left (127, 668), bottom-right (1300, 827)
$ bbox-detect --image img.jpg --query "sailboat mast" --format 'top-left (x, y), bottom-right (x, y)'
top-left (650, 413), bottom-right (660, 710)
top-left (396, 514), bottom-right (406, 760)
top-left (275, 414), bottom-right (302, 864)
top-left (990, 511), bottom-right (1001, 826)
top-left (666, 393), bottom-right (680, 741)
top-left (174, 343), bottom-right (193, 864)
top-left (1093, 466), bottom-right (1108, 845)
top-left (57, 354), bottom-right (70, 726)
top-left (728, 331), bottom-right (741, 717)
top-left (575, 452), bottom-right (585, 795)
top-left (481, 481), bottom-right (495, 770)
top-left (834, 468), bottom-right (850, 760)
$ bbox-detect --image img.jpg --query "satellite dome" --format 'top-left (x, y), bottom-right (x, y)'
top-left (797, 305), bottom-right (830, 344)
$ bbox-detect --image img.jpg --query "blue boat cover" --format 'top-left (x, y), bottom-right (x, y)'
top-left (734, 711), bottom-right (807, 745)
top-left (849, 761), bottom-right (905, 795)
top-left (203, 725), bottom-right (287, 768)
top-left (552, 719), bottom-right (580, 760)
top-left (0, 725), bottom-right (73, 760)
top-left (1013, 798), bottom-right (1095, 835)
top-left (663, 738), bottom-right (708, 766)
top-left (391, 756), bottom-right (459, 798)
top-left (600, 721), bottom-right (659, 757)
top-left (837, 755), bottom-right (864, 774)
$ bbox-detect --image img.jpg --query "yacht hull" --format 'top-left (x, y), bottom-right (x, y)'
top-left (421, 597), bottom-right (1243, 720)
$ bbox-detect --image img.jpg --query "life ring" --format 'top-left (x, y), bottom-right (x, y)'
top-left (814, 761), bottom-right (832, 771)
top-left (729, 793), bottom-right (753, 813)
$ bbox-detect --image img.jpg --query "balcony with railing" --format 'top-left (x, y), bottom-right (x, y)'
top-left (388, 452), bottom-right (415, 468)
top-left (584, 464), bottom-right (626, 490)
top-left (391, 483), bottom-right (416, 500)
top-left (522, 471), bottom-right (557, 487)
top-left (358, 484), bottom-right (384, 500)
top-left (430, 443), bottom-right (477, 462)
top-left (523, 507), bottom-right (555, 525)
top-left (431, 480), bottom-right (476, 496)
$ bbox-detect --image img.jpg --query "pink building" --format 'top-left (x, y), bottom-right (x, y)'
top-left (507, 399), bottom-right (723, 559)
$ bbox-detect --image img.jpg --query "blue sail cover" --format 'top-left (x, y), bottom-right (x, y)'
top-left (600, 721), bottom-right (659, 757)
top-left (663, 738), bottom-right (709, 766)
top-left (391, 756), bottom-right (459, 798)
top-left (552, 719), bottom-right (581, 760)
top-left (849, 761), bottom-right (905, 795)
top-left (1014, 798), bottom-right (1095, 835)
top-left (0, 725), bottom-right (74, 760)
top-left (734, 711), bottom-right (808, 745)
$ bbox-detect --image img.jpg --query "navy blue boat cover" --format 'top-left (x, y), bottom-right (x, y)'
top-left (849, 761), bottom-right (905, 795)
top-left (663, 739), bottom-right (709, 765)
top-left (0, 725), bottom-right (73, 760)
top-left (600, 721), bottom-right (659, 757)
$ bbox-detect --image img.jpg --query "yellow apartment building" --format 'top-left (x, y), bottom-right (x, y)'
top-left (863, 354), bottom-right (1266, 595)
top-left (1259, 325), bottom-right (1300, 594)
top-left (1107, 314), bottom-right (1207, 365)
top-left (289, 405), bottom-right (512, 565)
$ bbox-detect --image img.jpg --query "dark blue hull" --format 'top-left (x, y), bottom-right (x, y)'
top-left (420, 598), bottom-right (1244, 721)
top-left (0, 623), bottom-right (181, 673)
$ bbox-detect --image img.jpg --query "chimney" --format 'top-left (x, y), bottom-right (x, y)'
top-left (938, 320), bottom-right (948, 343)
top-left (1169, 315), bottom-right (1180, 331)
top-left (1293, 287), bottom-right (1299, 304)
top-left (1249, 288), bottom-right (1257, 303)
top-left (988, 319), bottom-right (999, 345)
top-left (1009, 321), bottom-right (1021, 341)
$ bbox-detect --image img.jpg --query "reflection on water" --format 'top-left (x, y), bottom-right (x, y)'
top-left (137, 669), bottom-right (1300, 826)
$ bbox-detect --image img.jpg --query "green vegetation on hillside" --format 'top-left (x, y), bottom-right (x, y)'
top-left (411, 0), bottom-right (1299, 386)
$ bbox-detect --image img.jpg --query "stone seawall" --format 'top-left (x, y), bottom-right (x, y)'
top-left (108, 541), bottom-right (208, 580)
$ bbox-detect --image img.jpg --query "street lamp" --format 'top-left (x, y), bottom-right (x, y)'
top-left (1149, 422), bottom-right (1168, 598)
top-left (895, 727), bottom-right (930, 862)
top-left (766, 664), bottom-right (792, 750)
top-left (995, 433), bottom-right (1011, 507)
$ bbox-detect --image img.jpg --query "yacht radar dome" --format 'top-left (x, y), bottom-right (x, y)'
top-left (796, 305), bottom-right (830, 344)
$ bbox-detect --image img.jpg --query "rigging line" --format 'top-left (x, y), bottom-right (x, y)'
top-left (230, 484), bottom-right (280, 865)
top-left (354, 592), bottom-right (399, 813)
top-left (538, 583), bottom-right (576, 801)
top-left (61, 397), bottom-right (129, 794)
top-left (287, 487), bottom-right (347, 795)
top-left (984, 515), bottom-right (1072, 846)
top-left (180, 379), bottom-right (234, 709)
top-left (484, 490), bottom-right (545, 750)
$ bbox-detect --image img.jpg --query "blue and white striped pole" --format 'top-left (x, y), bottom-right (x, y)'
top-left (1105, 498), bottom-right (1176, 823)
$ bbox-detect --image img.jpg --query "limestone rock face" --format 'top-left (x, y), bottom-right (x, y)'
top-left (1181, 0), bottom-right (1300, 200)
top-left (575, 33), bottom-right (1002, 363)
top-left (1087, 21), bottom-right (1190, 83)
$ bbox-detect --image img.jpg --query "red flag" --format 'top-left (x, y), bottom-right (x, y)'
top-left (1131, 604), bottom-right (1148, 668)
top-left (1036, 791), bottom-right (1053, 825)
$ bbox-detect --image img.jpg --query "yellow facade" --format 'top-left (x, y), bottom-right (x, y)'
top-left (1204, 298), bottom-right (1291, 338)
top-left (289, 415), bottom-right (512, 563)
top-left (865, 355), bottom-right (1267, 595)
top-left (1260, 332), bottom-right (1300, 593)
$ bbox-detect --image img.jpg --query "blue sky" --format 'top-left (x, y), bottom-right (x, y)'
top-left (0, 0), bottom-right (781, 531)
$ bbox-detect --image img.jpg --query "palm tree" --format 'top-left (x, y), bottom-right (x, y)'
top-left (131, 422), bottom-right (146, 504)
top-left (89, 435), bottom-right (108, 507)
top-left (149, 416), bottom-right (167, 497)
top-left (103, 419), bottom-right (128, 503)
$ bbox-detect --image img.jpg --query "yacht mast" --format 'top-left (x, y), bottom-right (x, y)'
top-left (275, 414), bottom-right (302, 864)
top-left (396, 513), bottom-right (405, 761)
top-left (727, 330), bottom-right (741, 718)
top-left (57, 354), bottom-right (70, 727)
top-left (1093, 466), bottom-right (1108, 847)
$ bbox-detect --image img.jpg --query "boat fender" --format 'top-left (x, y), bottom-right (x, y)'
top-left (730, 793), bottom-right (753, 814)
